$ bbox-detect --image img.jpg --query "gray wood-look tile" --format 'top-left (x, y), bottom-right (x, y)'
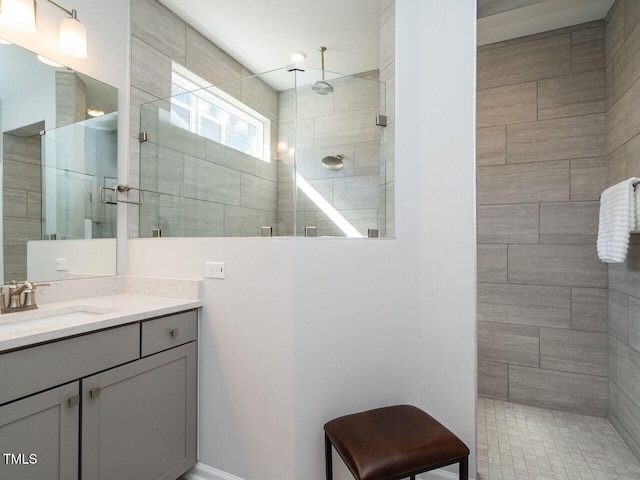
top-left (607, 144), bottom-right (628, 187)
top-left (478, 245), bottom-right (507, 283)
top-left (3, 217), bottom-right (41, 245)
top-left (478, 360), bottom-right (508, 400)
top-left (538, 71), bottom-right (605, 120)
top-left (613, 13), bottom-right (640, 104)
top-left (2, 133), bottom-right (41, 165)
top-left (380, 61), bottom-right (395, 125)
top-left (508, 244), bottom-right (607, 288)
top-left (3, 159), bottom-right (41, 193)
top-left (241, 75), bottom-right (279, 122)
top-left (539, 201), bottom-right (599, 244)
top-left (316, 209), bottom-right (378, 237)
top-left (507, 114), bottom-right (606, 164)
top-left (610, 335), bottom-right (619, 385)
top-left (624, 132), bottom-right (640, 178)
top-left (608, 73), bottom-right (640, 155)
top-left (628, 296), bottom-right (640, 353)
top-left (185, 27), bottom-right (243, 87)
top-left (477, 82), bottom-right (537, 128)
top-left (334, 76), bottom-right (381, 115)
top-left (614, 338), bottom-right (640, 405)
top-left (477, 204), bottom-right (539, 244)
top-left (183, 156), bottom-right (240, 206)
top-left (131, 0), bottom-right (186, 64)
top-left (606, 0), bottom-right (625, 67)
top-left (509, 365), bottom-right (608, 416)
top-left (240, 174), bottom-right (277, 212)
top-left (315, 109), bottom-right (378, 148)
top-left (140, 144), bottom-right (185, 197)
top-left (626, 0), bottom-right (640, 39)
top-left (3, 245), bottom-right (26, 282)
top-left (223, 205), bottom-right (268, 237)
top-left (26, 191), bottom-right (41, 220)
top-left (570, 157), bottom-right (607, 201)
top-left (386, 182), bottom-right (394, 238)
top-left (333, 175), bottom-right (381, 210)
top-left (478, 321), bottom-right (540, 367)
top-left (477, 34), bottom-right (571, 90)
top-left (609, 289), bottom-right (630, 343)
top-left (477, 161), bottom-right (570, 205)
top-left (3, 189), bottom-right (27, 218)
top-left (540, 328), bottom-right (608, 377)
top-left (130, 36), bottom-right (172, 99)
top-left (354, 141), bottom-right (383, 177)
top-left (380, 1), bottom-right (395, 70)
top-left (609, 381), bottom-right (640, 460)
top-left (254, 159), bottom-right (278, 183)
top-left (478, 283), bottom-right (571, 328)
top-left (205, 140), bottom-right (256, 176)
top-left (179, 198), bottom-right (224, 237)
top-left (477, 126), bottom-right (506, 166)
top-left (571, 288), bottom-right (608, 332)
top-left (572, 26), bottom-right (605, 74)
top-left (477, 0), bottom-right (546, 18)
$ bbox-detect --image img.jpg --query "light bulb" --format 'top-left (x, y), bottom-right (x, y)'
top-left (58, 16), bottom-right (87, 59)
top-left (0, 0), bottom-right (36, 34)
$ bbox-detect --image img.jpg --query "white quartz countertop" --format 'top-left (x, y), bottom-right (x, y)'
top-left (0, 294), bottom-right (203, 352)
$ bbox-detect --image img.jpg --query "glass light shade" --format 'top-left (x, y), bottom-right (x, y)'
top-left (58, 16), bottom-right (87, 59)
top-left (0, 0), bottom-right (36, 34)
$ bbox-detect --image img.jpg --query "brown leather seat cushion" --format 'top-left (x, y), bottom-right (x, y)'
top-left (324, 405), bottom-right (469, 480)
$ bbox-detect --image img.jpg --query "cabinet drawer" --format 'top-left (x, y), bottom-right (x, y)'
top-left (0, 324), bottom-right (139, 405)
top-left (141, 310), bottom-right (197, 357)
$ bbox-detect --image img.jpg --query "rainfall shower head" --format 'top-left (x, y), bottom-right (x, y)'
top-left (311, 46), bottom-right (333, 95)
top-left (321, 154), bottom-right (344, 171)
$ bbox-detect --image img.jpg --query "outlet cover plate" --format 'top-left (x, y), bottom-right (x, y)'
top-left (205, 262), bottom-right (225, 279)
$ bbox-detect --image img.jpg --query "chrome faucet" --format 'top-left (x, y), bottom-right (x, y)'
top-left (1, 281), bottom-right (50, 314)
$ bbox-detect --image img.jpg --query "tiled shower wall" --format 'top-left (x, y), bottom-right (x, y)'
top-left (3, 131), bottom-right (42, 281)
top-left (476, 21), bottom-right (610, 416)
top-left (605, 0), bottom-right (640, 460)
top-left (129, 0), bottom-right (278, 238)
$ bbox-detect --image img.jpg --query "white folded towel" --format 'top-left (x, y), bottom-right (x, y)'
top-left (597, 178), bottom-right (639, 263)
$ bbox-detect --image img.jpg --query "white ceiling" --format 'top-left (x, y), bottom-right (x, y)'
top-left (160, 0), bottom-right (616, 83)
top-left (159, 0), bottom-right (380, 77)
top-left (478, 0), bottom-right (615, 46)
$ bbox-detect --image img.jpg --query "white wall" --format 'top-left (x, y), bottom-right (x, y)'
top-left (129, 2), bottom-right (477, 480)
top-left (0, 0), bottom-right (131, 275)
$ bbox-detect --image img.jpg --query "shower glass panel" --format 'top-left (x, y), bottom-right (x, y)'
top-left (41, 115), bottom-right (118, 240)
top-left (137, 66), bottom-right (387, 237)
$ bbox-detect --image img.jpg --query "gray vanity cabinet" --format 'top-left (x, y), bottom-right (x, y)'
top-left (81, 342), bottom-right (197, 480)
top-left (0, 382), bottom-right (80, 480)
top-left (0, 308), bottom-right (198, 480)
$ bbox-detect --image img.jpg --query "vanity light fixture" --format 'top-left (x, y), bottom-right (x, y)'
top-left (86, 108), bottom-right (104, 117)
top-left (0, 0), bottom-right (87, 59)
top-left (0, 0), bottom-right (37, 33)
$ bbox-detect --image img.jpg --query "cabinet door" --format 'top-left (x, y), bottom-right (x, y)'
top-left (81, 342), bottom-right (197, 480)
top-left (0, 382), bottom-right (79, 480)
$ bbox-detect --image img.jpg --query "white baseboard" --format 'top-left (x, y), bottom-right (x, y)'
top-left (184, 462), bottom-right (474, 480)
top-left (184, 462), bottom-right (246, 480)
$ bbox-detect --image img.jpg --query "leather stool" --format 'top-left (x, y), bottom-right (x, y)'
top-left (324, 405), bottom-right (469, 480)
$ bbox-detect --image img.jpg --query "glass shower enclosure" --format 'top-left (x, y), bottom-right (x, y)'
top-left (138, 66), bottom-right (388, 238)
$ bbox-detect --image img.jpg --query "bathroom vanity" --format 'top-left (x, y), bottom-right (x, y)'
top-left (0, 293), bottom-right (201, 480)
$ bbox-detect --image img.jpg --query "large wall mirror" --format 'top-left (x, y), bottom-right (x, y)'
top-left (0, 39), bottom-right (117, 283)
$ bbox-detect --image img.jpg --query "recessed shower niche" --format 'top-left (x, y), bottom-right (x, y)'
top-left (136, 65), bottom-right (389, 238)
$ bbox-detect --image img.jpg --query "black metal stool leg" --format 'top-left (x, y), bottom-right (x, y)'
top-left (459, 456), bottom-right (468, 480)
top-left (325, 434), bottom-right (333, 480)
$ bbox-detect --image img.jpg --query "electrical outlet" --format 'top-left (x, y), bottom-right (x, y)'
top-left (56, 258), bottom-right (69, 271)
top-left (205, 262), bottom-right (225, 279)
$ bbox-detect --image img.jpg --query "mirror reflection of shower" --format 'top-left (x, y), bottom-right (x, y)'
top-left (321, 153), bottom-right (344, 171)
top-left (311, 46), bottom-right (333, 95)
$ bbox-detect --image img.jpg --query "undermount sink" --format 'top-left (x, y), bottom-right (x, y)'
top-left (0, 305), bottom-right (115, 326)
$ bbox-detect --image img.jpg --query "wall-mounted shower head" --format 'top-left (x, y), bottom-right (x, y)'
top-left (311, 46), bottom-right (333, 95)
top-left (321, 153), bottom-right (344, 171)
